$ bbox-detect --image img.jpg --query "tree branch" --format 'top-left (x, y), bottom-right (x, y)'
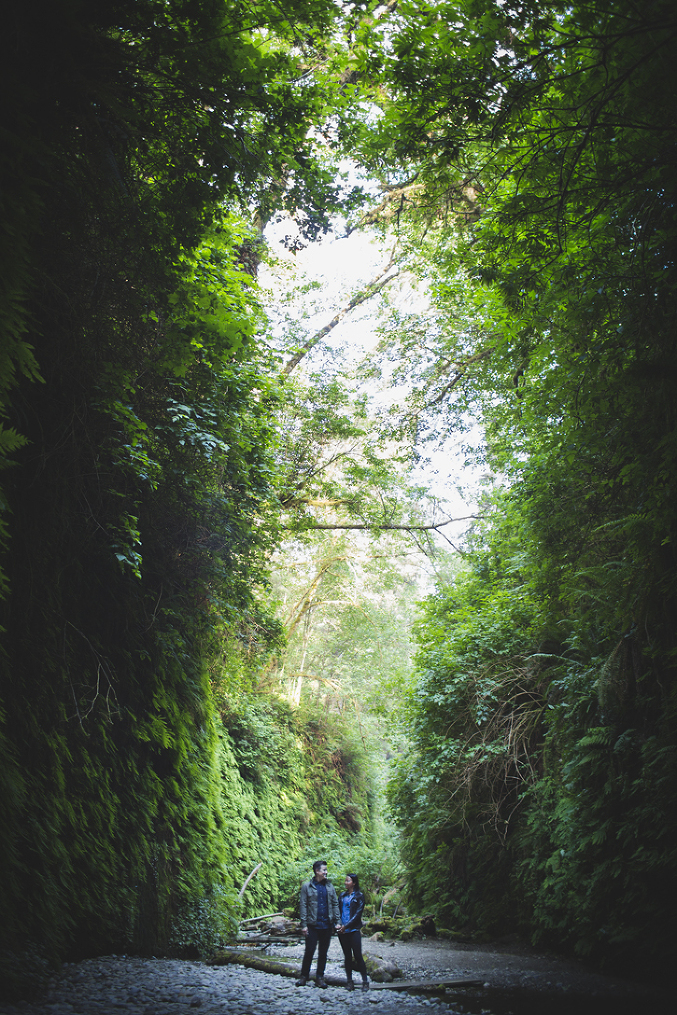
top-left (425, 347), bottom-right (495, 407)
top-left (281, 253), bottom-right (400, 376)
top-left (283, 515), bottom-right (480, 532)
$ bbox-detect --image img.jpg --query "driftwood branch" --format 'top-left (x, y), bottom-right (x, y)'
top-left (240, 911), bottom-right (283, 925)
top-left (238, 862), bottom-right (263, 899)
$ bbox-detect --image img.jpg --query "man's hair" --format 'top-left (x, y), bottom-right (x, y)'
top-left (312, 859), bottom-right (328, 873)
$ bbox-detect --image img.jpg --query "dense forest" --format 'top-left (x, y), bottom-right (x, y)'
top-left (1, 0), bottom-right (676, 1000)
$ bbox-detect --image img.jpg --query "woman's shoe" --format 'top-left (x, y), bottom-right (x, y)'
top-left (346, 981), bottom-right (355, 991)
top-left (361, 980), bottom-right (369, 991)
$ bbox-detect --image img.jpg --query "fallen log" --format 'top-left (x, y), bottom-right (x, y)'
top-left (240, 911), bottom-right (283, 925)
top-left (236, 935), bottom-right (303, 944)
top-left (371, 978), bottom-right (485, 992)
top-left (208, 950), bottom-right (299, 977)
top-left (208, 948), bottom-right (346, 986)
top-left (208, 949), bottom-right (485, 994)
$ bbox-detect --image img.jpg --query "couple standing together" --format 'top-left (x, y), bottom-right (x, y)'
top-left (296, 860), bottom-right (369, 991)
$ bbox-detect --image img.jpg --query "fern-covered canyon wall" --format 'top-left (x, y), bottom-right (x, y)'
top-left (368, 0), bottom-right (677, 979)
top-left (0, 0), bottom-right (375, 995)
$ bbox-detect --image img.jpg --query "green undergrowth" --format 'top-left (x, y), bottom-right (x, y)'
top-left (276, 825), bottom-right (402, 917)
top-left (213, 694), bottom-right (380, 921)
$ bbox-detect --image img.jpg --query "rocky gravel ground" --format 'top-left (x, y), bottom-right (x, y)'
top-left (0, 951), bottom-right (453, 1015)
top-left (0, 937), bottom-right (673, 1015)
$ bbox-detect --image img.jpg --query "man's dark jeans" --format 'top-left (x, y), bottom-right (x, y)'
top-left (300, 926), bottom-right (332, 978)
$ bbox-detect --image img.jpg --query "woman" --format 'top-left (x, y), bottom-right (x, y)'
top-left (337, 873), bottom-right (369, 991)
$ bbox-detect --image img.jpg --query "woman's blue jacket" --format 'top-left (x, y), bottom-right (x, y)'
top-left (338, 888), bottom-right (365, 932)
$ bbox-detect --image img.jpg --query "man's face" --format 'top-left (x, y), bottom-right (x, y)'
top-left (314, 864), bottom-right (328, 882)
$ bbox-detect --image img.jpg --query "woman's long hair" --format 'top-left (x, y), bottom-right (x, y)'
top-left (345, 873), bottom-right (360, 891)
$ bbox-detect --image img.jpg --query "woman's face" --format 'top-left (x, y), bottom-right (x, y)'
top-left (345, 875), bottom-right (355, 891)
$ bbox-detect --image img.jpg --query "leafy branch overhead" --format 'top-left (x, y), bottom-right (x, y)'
top-left (281, 249), bottom-right (400, 376)
top-left (271, 363), bottom-right (469, 550)
top-left (288, 515), bottom-right (478, 534)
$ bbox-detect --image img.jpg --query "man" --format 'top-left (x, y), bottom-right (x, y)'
top-left (295, 860), bottom-right (340, 988)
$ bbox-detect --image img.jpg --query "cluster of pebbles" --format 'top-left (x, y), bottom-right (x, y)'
top-left (0, 952), bottom-right (452, 1015)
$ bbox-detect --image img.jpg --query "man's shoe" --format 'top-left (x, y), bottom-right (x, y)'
top-left (346, 980), bottom-right (355, 991)
top-left (295, 977), bottom-right (308, 987)
top-left (361, 980), bottom-right (369, 991)
top-left (316, 977), bottom-right (328, 989)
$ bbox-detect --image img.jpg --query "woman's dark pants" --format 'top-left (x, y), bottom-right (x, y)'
top-left (338, 930), bottom-right (368, 982)
top-left (300, 927), bottom-right (332, 979)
